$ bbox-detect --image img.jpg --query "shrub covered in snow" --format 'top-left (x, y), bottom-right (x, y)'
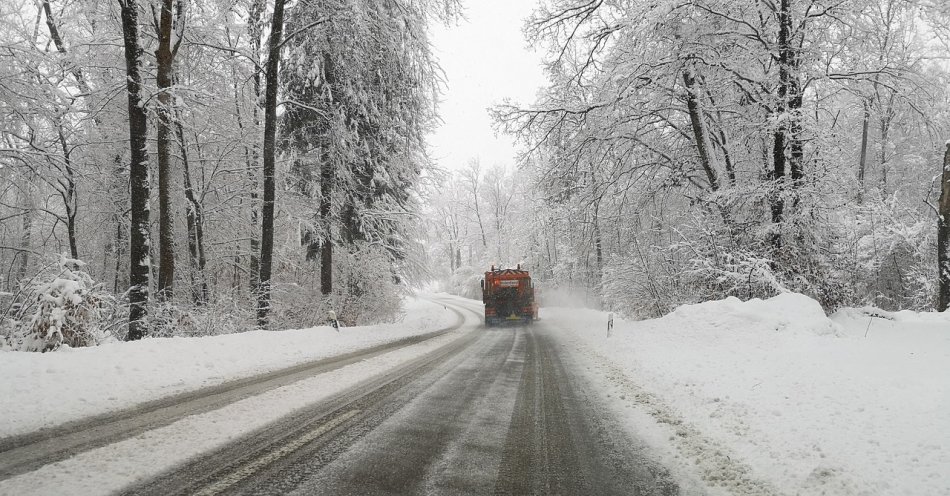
top-left (2, 256), bottom-right (113, 352)
top-left (332, 243), bottom-right (404, 326)
top-left (270, 242), bottom-right (404, 329)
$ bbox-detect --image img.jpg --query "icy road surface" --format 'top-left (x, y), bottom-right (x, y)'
top-left (0, 297), bottom-right (683, 495)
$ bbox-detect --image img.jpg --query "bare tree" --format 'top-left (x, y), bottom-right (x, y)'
top-left (461, 160), bottom-right (489, 251)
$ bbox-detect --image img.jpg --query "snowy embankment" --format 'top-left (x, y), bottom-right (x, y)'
top-left (0, 297), bottom-right (457, 440)
top-left (544, 294), bottom-right (950, 496)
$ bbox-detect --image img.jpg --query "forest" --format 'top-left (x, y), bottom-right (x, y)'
top-left (0, 0), bottom-right (459, 350)
top-left (428, 0), bottom-right (950, 319)
top-left (2, 0), bottom-right (950, 351)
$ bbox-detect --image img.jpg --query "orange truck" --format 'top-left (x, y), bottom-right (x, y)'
top-left (481, 265), bottom-right (538, 326)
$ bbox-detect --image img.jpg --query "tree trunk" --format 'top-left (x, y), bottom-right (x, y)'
top-left (771, 132), bottom-right (786, 224)
top-left (247, 0), bottom-right (265, 293)
top-left (683, 64), bottom-right (720, 191)
top-left (319, 156), bottom-right (333, 296)
top-left (155, 0), bottom-right (178, 301)
top-left (256, 0), bottom-right (286, 327)
top-left (119, 0), bottom-right (150, 341)
top-left (878, 96), bottom-right (895, 197)
top-left (770, 0), bottom-right (803, 237)
top-left (938, 143), bottom-right (950, 311)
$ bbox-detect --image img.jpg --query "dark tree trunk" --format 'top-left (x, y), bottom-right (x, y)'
top-left (315, 50), bottom-right (337, 297)
top-left (683, 64), bottom-right (720, 191)
top-left (782, 0), bottom-right (804, 185)
top-left (938, 144), bottom-right (950, 312)
top-left (771, 130), bottom-right (786, 224)
top-left (155, 0), bottom-right (178, 301)
top-left (119, 0), bottom-right (150, 341)
top-left (256, 0), bottom-right (286, 327)
top-left (320, 157), bottom-right (333, 296)
top-left (247, 0), bottom-right (265, 293)
top-left (770, 0), bottom-right (803, 237)
top-left (66, 205), bottom-right (78, 260)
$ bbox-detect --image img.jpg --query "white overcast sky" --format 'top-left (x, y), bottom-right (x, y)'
top-left (428, 0), bottom-right (547, 171)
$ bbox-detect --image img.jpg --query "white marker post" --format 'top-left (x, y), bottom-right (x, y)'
top-left (328, 310), bottom-right (340, 331)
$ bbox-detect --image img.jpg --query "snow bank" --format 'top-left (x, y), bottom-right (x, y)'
top-left (670, 292), bottom-right (841, 336)
top-left (542, 293), bottom-right (950, 496)
top-left (0, 296), bottom-right (458, 439)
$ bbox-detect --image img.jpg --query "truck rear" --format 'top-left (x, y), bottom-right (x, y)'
top-left (481, 265), bottom-right (539, 326)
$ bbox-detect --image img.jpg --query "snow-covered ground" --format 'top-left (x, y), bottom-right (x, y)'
top-left (3, 291), bottom-right (947, 496)
top-left (0, 317), bottom-right (471, 496)
top-left (0, 297), bottom-right (458, 439)
top-left (543, 293), bottom-right (950, 496)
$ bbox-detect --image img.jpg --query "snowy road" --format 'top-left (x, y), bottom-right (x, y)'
top-left (110, 298), bottom-right (678, 496)
top-left (0, 321), bottom-right (464, 481)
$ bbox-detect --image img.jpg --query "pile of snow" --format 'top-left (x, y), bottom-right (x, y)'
top-left (669, 292), bottom-right (841, 336)
top-left (0, 296), bottom-right (458, 439)
top-left (542, 293), bottom-right (950, 496)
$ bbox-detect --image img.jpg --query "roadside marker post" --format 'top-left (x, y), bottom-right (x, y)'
top-left (328, 310), bottom-right (340, 331)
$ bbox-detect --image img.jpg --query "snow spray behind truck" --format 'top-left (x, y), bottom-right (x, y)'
top-left (481, 265), bottom-right (539, 326)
